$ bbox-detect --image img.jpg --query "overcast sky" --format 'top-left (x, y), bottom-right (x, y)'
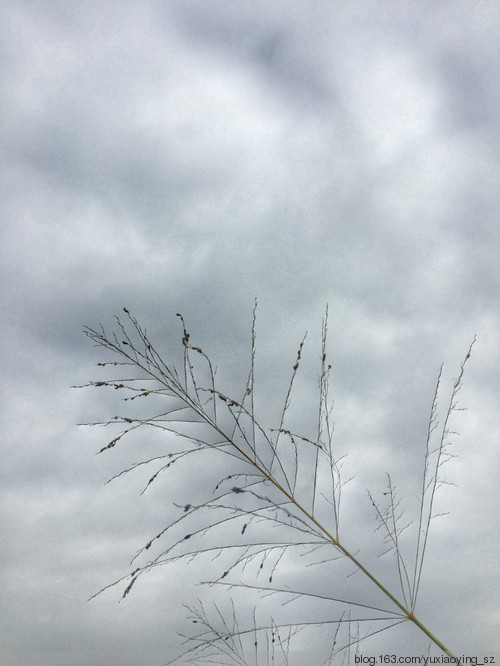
top-left (1, 1), bottom-right (499, 665)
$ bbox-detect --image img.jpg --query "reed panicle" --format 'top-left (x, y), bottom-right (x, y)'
top-left (77, 302), bottom-right (476, 664)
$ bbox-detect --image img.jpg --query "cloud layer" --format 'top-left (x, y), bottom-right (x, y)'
top-left (2, 1), bottom-right (499, 664)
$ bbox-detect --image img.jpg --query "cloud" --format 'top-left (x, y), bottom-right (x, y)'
top-left (2, 1), bottom-right (499, 663)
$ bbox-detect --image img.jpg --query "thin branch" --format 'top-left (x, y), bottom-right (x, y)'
top-left (79, 309), bottom-right (473, 665)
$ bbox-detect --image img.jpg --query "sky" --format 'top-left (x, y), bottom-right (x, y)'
top-left (1, 1), bottom-right (499, 664)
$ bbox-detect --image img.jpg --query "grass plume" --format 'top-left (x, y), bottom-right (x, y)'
top-left (77, 303), bottom-right (476, 664)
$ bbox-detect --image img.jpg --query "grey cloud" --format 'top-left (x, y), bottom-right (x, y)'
top-left (2, 1), bottom-right (499, 663)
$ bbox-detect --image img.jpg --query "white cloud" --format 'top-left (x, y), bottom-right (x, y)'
top-left (2, 1), bottom-right (499, 663)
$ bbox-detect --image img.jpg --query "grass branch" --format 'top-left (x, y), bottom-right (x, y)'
top-left (79, 307), bottom-right (476, 664)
